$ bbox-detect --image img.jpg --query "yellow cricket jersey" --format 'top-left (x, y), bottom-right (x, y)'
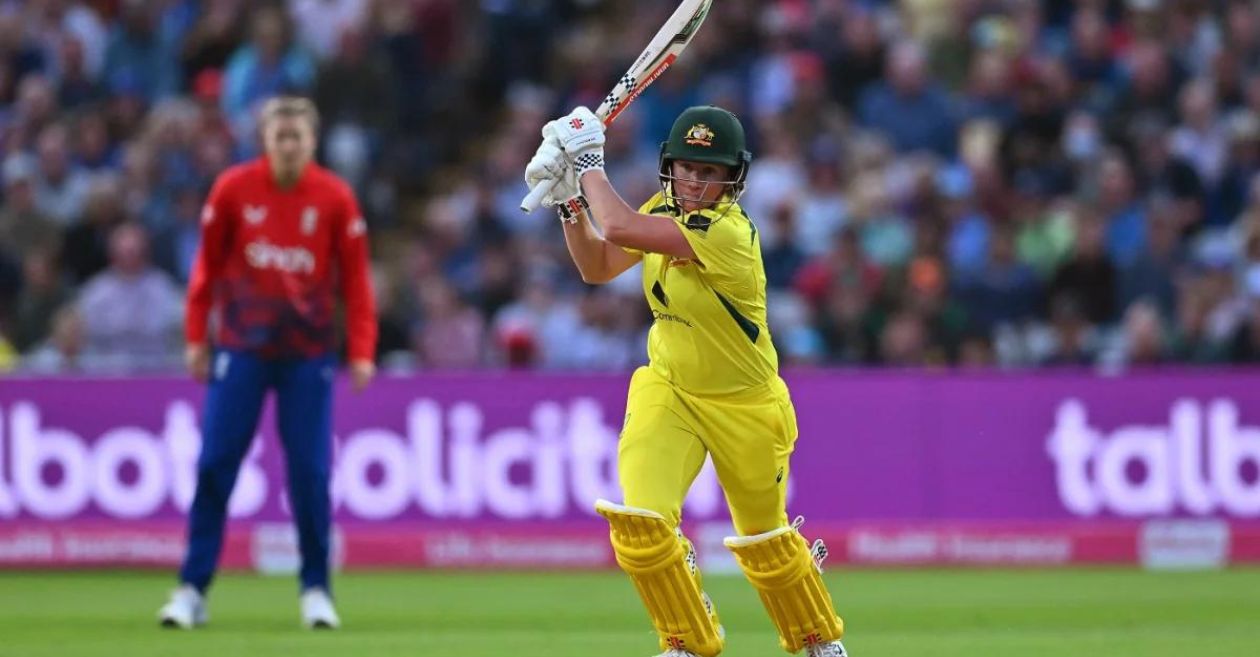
top-left (630, 192), bottom-right (779, 397)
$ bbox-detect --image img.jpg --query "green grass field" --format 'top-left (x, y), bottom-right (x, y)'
top-left (1, 568), bottom-right (1257, 657)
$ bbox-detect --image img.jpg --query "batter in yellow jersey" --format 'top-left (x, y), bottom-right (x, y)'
top-left (524, 105), bottom-right (848, 657)
top-left (636, 192), bottom-right (776, 396)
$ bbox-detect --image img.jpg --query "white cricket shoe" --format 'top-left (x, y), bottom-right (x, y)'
top-left (652, 651), bottom-right (700, 657)
top-left (300, 588), bottom-right (340, 629)
top-left (158, 584), bottom-right (207, 629)
top-left (806, 639), bottom-right (849, 656)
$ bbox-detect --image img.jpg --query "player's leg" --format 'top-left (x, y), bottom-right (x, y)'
top-left (701, 387), bottom-right (845, 654)
top-left (177, 349), bottom-right (269, 594)
top-left (600, 366), bottom-right (723, 657)
top-left (274, 353), bottom-right (337, 627)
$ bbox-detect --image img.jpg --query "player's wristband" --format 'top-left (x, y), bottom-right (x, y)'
top-left (557, 195), bottom-right (589, 224)
top-left (573, 151), bottom-right (605, 177)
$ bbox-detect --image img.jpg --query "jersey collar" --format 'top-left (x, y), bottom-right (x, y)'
top-left (262, 157), bottom-right (314, 192)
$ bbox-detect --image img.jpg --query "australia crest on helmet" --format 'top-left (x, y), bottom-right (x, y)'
top-left (684, 124), bottom-right (716, 147)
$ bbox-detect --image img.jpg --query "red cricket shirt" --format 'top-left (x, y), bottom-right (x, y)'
top-left (186, 158), bottom-right (377, 361)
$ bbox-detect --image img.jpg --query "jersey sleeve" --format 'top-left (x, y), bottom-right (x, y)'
top-left (334, 185), bottom-right (378, 362)
top-left (618, 195), bottom-right (667, 257)
top-left (185, 173), bottom-right (234, 345)
top-left (677, 209), bottom-right (758, 295)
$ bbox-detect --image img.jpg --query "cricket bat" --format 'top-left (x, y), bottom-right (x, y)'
top-left (519, 0), bottom-right (714, 213)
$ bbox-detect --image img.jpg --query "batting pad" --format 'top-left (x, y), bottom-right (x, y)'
top-left (595, 499), bottom-right (725, 657)
top-left (724, 525), bottom-right (844, 653)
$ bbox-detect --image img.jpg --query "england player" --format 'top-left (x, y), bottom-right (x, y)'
top-left (159, 97), bottom-right (377, 630)
top-left (525, 105), bottom-right (848, 656)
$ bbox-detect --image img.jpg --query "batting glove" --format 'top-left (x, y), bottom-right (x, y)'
top-left (525, 139), bottom-right (579, 202)
top-left (547, 107), bottom-right (605, 177)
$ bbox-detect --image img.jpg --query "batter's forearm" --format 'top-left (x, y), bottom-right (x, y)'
top-left (562, 210), bottom-right (616, 284)
top-left (579, 171), bottom-right (640, 244)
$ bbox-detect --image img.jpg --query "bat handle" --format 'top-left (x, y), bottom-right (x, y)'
top-left (519, 178), bottom-right (557, 213)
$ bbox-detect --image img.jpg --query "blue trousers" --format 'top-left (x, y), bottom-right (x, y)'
top-left (178, 350), bottom-right (335, 594)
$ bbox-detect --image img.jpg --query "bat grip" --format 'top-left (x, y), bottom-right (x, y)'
top-left (520, 178), bottom-right (557, 213)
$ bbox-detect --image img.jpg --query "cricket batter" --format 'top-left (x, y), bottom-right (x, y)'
top-left (158, 97), bottom-right (377, 630)
top-left (525, 105), bottom-right (848, 657)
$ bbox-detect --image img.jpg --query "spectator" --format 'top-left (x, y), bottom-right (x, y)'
top-left (21, 305), bottom-right (85, 373)
top-left (288, 0), bottom-right (370, 60)
top-left (1118, 200), bottom-right (1185, 319)
top-left (1065, 8), bottom-right (1119, 93)
top-left (411, 278), bottom-right (484, 369)
top-left (794, 226), bottom-right (883, 312)
top-left (879, 309), bottom-right (930, 366)
top-left (1012, 175), bottom-right (1075, 279)
top-left (0, 154), bottom-right (61, 259)
top-left (794, 137), bottom-right (848, 258)
top-left (1170, 78), bottom-right (1229, 189)
top-left (32, 122), bottom-right (92, 225)
top-left (56, 36), bottom-right (104, 108)
top-left (9, 247), bottom-right (72, 353)
top-left (101, 0), bottom-right (178, 102)
top-left (77, 222), bottom-right (182, 371)
top-left (762, 202), bottom-right (806, 290)
top-left (822, 4), bottom-right (886, 111)
top-left (62, 173), bottom-right (127, 283)
top-left (221, 5), bottom-right (315, 146)
top-left (1106, 40), bottom-right (1179, 140)
top-left (1051, 208), bottom-right (1118, 325)
top-left (179, 0), bottom-right (246, 84)
top-left (858, 40), bottom-right (957, 156)
top-left (1038, 293), bottom-right (1103, 366)
top-left (959, 51), bottom-right (1017, 127)
top-left (1128, 116), bottom-right (1205, 232)
top-left (1213, 110), bottom-right (1260, 226)
top-left (0, 11), bottom-right (47, 102)
top-left (1106, 299), bottom-right (1171, 368)
top-left (958, 223), bottom-right (1042, 332)
top-left (1096, 150), bottom-right (1148, 266)
top-left (313, 28), bottom-right (395, 191)
top-left (72, 108), bottom-right (118, 171)
top-left (25, 0), bottom-right (108, 81)
top-left (1227, 295), bottom-right (1260, 362)
top-left (9, 74), bottom-right (59, 148)
top-left (150, 186), bottom-right (203, 282)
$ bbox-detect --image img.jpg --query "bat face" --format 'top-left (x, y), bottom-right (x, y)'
top-left (598, 0), bottom-right (714, 124)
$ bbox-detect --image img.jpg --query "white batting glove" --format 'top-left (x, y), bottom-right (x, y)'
top-left (546, 107), bottom-right (605, 177)
top-left (524, 137), bottom-right (580, 210)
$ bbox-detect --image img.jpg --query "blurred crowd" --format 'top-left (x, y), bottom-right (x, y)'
top-left (6, 0), bottom-right (1260, 373)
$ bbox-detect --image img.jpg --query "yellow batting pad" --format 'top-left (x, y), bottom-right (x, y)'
top-left (724, 525), bottom-right (844, 653)
top-left (596, 499), bottom-right (725, 657)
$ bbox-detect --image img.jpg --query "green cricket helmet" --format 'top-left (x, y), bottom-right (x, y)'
top-left (659, 105), bottom-right (753, 205)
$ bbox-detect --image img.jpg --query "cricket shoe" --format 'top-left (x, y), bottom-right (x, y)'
top-left (652, 651), bottom-right (701, 657)
top-left (805, 639), bottom-right (849, 657)
top-left (158, 584), bottom-right (207, 629)
top-left (300, 587), bottom-right (340, 629)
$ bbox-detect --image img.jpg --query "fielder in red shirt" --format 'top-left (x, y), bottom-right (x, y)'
top-left (160, 97), bottom-right (376, 630)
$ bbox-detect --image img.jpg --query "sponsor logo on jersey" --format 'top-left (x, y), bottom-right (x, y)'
top-left (684, 123), bottom-right (715, 147)
top-left (201, 205), bottom-right (215, 226)
top-left (301, 206), bottom-right (319, 235)
top-left (244, 204), bottom-right (268, 225)
top-left (244, 241), bottom-right (315, 274)
top-left (347, 216), bottom-right (366, 238)
top-left (652, 309), bottom-right (693, 328)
